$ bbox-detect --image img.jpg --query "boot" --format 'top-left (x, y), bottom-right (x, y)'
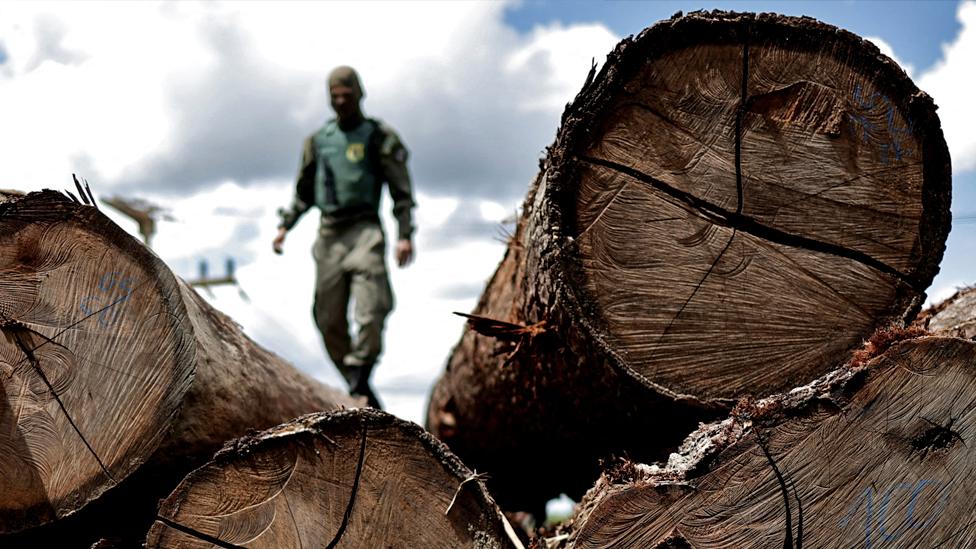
top-left (352, 379), bottom-right (382, 409)
top-left (349, 363), bottom-right (382, 409)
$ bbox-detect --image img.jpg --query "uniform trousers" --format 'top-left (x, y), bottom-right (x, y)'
top-left (312, 218), bottom-right (393, 395)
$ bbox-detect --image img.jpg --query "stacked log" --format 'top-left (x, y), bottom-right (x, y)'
top-left (428, 10), bottom-right (951, 515)
top-left (563, 336), bottom-right (975, 548)
top-left (146, 408), bottom-right (524, 549)
top-left (917, 286), bottom-right (976, 339)
top-left (0, 190), bottom-right (357, 546)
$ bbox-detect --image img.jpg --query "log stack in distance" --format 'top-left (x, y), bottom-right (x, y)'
top-left (428, 10), bottom-right (951, 515)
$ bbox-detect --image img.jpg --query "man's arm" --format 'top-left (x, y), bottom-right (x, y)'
top-left (377, 124), bottom-right (416, 266)
top-left (274, 136), bottom-right (317, 254)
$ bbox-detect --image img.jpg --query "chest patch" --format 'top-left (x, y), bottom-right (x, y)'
top-left (346, 142), bottom-right (366, 163)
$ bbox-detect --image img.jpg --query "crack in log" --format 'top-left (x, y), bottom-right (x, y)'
top-left (4, 277), bottom-right (152, 367)
top-left (577, 155), bottom-right (916, 290)
top-left (0, 280), bottom-right (152, 485)
top-left (39, 281), bottom-right (150, 351)
top-left (325, 418), bottom-right (368, 549)
top-left (757, 432), bottom-right (797, 549)
top-left (4, 318), bottom-right (145, 385)
top-left (6, 325), bottom-right (116, 482)
top-left (735, 25), bottom-right (749, 216)
top-left (932, 516), bottom-right (976, 548)
top-left (282, 489), bottom-right (304, 549)
top-left (790, 478), bottom-right (803, 549)
top-left (155, 516), bottom-right (244, 549)
top-left (659, 229), bottom-right (736, 340)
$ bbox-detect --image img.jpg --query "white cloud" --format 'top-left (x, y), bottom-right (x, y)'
top-left (506, 22), bottom-right (618, 112)
top-left (0, 3), bottom-right (620, 423)
top-left (925, 279), bottom-right (968, 308)
top-left (479, 199), bottom-right (511, 223)
top-left (0, 2), bottom-right (619, 199)
top-left (918, 0), bottom-right (976, 173)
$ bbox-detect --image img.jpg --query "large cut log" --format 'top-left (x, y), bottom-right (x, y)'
top-left (428, 10), bottom-right (951, 514)
top-left (564, 335), bottom-right (975, 548)
top-left (146, 408), bottom-right (524, 549)
top-left (0, 190), bottom-right (356, 542)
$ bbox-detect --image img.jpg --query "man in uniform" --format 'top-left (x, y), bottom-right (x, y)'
top-left (273, 66), bottom-right (416, 409)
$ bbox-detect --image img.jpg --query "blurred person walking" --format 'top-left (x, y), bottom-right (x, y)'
top-left (274, 66), bottom-right (416, 409)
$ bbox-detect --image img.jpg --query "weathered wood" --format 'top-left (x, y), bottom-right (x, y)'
top-left (565, 336), bottom-right (975, 548)
top-left (917, 286), bottom-right (976, 339)
top-left (0, 190), bottom-right (356, 540)
top-left (428, 10), bottom-right (951, 514)
top-left (146, 408), bottom-right (524, 549)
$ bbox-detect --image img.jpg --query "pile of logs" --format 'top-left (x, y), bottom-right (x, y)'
top-left (0, 9), bottom-right (965, 549)
top-left (428, 9), bottom-right (965, 548)
top-left (0, 191), bottom-right (522, 548)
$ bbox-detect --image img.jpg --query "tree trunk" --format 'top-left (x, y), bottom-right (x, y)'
top-left (145, 408), bottom-right (524, 549)
top-left (0, 190), bottom-right (356, 543)
top-left (565, 336), bottom-right (975, 548)
top-left (428, 10), bottom-right (951, 514)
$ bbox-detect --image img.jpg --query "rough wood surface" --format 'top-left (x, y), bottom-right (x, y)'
top-left (917, 286), bottom-right (976, 339)
top-left (564, 336), bottom-right (975, 548)
top-left (0, 190), bottom-right (356, 541)
top-left (428, 10), bottom-right (951, 514)
top-left (146, 408), bottom-right (524, 549)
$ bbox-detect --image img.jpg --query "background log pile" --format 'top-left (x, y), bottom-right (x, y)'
top-left (1, 9), bottom-right (965, 549)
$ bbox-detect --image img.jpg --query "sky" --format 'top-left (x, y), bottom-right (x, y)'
top-left (1, 1), bottom-right (974, 426)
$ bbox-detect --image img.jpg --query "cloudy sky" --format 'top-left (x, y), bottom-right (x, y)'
top-left (1, 1), bottom-right (973, 424)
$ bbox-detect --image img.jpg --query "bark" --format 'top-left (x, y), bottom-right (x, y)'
top-left (916, 286), bottom-right (976, 339)
top-left (564, 336), bottom-right (975, 548)
top-left (146, 408), bottom-right (524, 549)
top-left (428, 10), bottom-right (951, 513)
top-left (0, 190), bottom-right (356, 542)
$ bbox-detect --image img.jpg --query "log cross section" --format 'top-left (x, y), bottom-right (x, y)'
top-left (428, 10), bottom-right (951, 513)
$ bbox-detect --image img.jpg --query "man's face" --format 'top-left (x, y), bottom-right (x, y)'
top-left (330, 86), bottom-right (359, 121)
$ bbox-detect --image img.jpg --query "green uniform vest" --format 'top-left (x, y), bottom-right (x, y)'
top-left (312, 119), bottom-right (383, 218)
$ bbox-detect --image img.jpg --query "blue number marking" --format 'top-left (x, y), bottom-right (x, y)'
top-left (877, 482), bottom-right (912, 542)
top-left (839, 480), bottom-right (945, 548)
top-left (79, 295), bottom-right (96, 316)
top-left (848, 85), bottom-right (915, 164)
top-left (78, 272), bottom-right (138, 328)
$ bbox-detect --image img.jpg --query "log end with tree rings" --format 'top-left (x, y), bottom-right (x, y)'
top-left (0, 190), bottom-right (196, 533)
top-left (568, 336), bottom-right (976, 548)
top-left (0, 190), bottom-right (356, 539)
top-left (428, 10), bottom-right (952, 516)
top-left (547, 10), bottom-right (951, 402)
top-left (146, 409), bottom-right (524, 549)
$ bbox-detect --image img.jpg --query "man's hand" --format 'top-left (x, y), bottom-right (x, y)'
top-left (395, 238), bottom-right (414, 267)
top-left (272, 227), bottom-right (287, 255)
